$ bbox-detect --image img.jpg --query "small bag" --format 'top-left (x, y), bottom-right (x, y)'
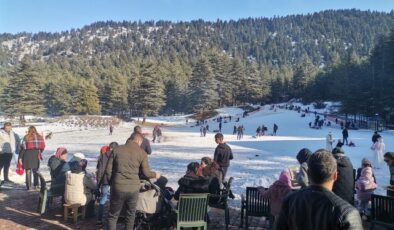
top-left (16, 162), bottom-right (24, 175)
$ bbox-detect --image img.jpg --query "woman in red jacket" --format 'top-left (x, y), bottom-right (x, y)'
top-left (18, 126), bottom-right (45, 190)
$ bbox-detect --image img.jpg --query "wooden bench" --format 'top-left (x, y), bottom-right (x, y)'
top-left (64, 203), bottom-right (86, 224)
top-left (370, 194), bottom-right (394, 230)
top-left (240, 187), bottom-right (272, 230)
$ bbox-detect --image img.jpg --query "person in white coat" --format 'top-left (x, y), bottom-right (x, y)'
top-left (371, 138), bottom-right (385, 169)
top-left (326, 132), bottom-right (334, 152)
top-left (0, 122), bottom-right (20, 184)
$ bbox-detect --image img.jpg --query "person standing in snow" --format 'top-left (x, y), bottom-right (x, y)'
top-left (326, 132), bottom-right (334, 152)
top-left (213, 133), bottom-right (233, 180)
top-left (233, 125), bottom-right (237, 135)
top-left (109, 124), bottom-right (114, 135)
top-left (371, 137), bottom-right (385, 169)
top-left (18, 126), bottom-right (45, 190)
top-left (342, 128), bottom-right (349, 145)
top-left (273, 123), bottom-right (278, 136)
top-left (0, 122), bottom-right (20, 184)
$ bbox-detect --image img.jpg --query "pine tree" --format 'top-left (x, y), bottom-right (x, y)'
top-left (1, 56), bottom-right (45, 116)
top-left (188, 57), bottom-right (218, 113)
top-left (134, 60), bottom-right (166, 117)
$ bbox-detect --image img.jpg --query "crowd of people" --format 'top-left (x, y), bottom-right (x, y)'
top-left (258, 146), bottom-right (394, 229)
top-left (1, 117), bottom-right (394, 230)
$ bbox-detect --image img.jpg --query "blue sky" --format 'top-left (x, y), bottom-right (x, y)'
top-left (1, 0), bottom-right (393, 34)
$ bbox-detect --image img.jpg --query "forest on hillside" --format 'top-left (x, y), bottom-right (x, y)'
top-left (0, 9), bottom-right (393, 122)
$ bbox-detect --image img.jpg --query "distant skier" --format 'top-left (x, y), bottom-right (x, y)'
top-left (203, 125), bottom-right (207, 137)
top-left (273, 123), bottom-right (278, 136)
top-left (219, 122), bottom-right (222, 133)
top-left (233, 125), bottom-right (237, 135)
top-left (109, 124), bottom-right (114, 135)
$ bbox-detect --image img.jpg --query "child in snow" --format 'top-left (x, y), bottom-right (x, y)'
top-left (355, 158), bottom-right (377, 216)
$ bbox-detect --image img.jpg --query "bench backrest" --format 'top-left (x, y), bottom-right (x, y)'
top-left (371, 194), bottom-right (394, 224)
top-left (245, 187), bottom-right (270, 217)
top-left (177, 193), bottom-right (209, 223)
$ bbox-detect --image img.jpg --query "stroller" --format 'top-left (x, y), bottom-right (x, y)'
top-left (134, 179), bottom-right (176, 230)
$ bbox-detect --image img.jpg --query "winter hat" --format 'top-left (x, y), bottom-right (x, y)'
top-left (100, 145), bottom-right (110, 154)
top-left (72, 152), bottom-right (85, 161)
top-left (361, 158), bottom-right (372, 167)
top-left (55, 147), bottom-right (67, 158)
top-left (278, 169), bottom-right (292, 188)
top-left (296, 148), bottom-right (312, 164)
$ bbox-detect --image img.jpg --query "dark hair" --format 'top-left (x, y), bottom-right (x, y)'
top-left (214, 133), bottom-right (224, 140)
top-left (134, 126), bottom-right (142, 133)
top-left (187, 162), bottom-right (200, 174)
top-left (70, 161), bottom-right (82, 173)
top-left (201, 157), bottom-right (213, 165)
top-left (307, 149), bottom-right (337, 184)
top-left (384, 152), bottom-right (394, 160)
top-left (109, 142), bottom-right (119, 151)
top-left (80, 159), bottom-right (88, 172)
top-left (296, 148), bottom-right (312, 164)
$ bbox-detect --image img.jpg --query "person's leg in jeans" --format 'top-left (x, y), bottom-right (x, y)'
top-left (25, 169), bottom-right (32, 190)
top-left (123, 188), bottom-right (139, 230)
top-left (2, 153), bottom-right (13, 181)
top-left (97, 185), bottom-right (110, 223)
top-left (107, 190), bottom-right (125, 230)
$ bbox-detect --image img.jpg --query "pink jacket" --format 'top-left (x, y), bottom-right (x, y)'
top-left (355, 166), bottom-right (377, 201)
top-left (258, 170), bottom-right (292, 216)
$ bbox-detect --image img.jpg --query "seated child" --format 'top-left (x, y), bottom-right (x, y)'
top-left (65, 160), bottom-right (97, 217)
top-left (257, 170), bottom-right (293, 219)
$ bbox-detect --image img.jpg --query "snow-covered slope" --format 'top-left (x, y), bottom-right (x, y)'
top-left (6, 104), bottom-right (393, 208)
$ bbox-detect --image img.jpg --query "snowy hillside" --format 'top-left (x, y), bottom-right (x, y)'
top-left (7, 103), bottom-right (393, 207)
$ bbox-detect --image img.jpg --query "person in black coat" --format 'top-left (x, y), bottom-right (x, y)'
top-left (342, 128), bottom-right (349, 145)
top-left (214, 133), bottom-right (233, 180)
top-left (47, 147), bottom-right (68, 179)
top-left (174, 162), bottom-right (209, 200)
top-left (276, 149), bottom-right (363, 230)
top-left (332, 147), bottom-right (355, 205)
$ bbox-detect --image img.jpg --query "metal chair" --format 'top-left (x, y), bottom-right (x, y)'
top-left (370, 194), bottom-right (394, 230)
top-left (240, 187), bottom-right (272, 229)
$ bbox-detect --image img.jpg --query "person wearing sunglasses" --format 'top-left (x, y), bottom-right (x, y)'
top-left (383, 152), bottom-right (394, 197)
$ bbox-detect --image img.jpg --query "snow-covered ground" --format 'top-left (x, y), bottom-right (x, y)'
top-left (6, 104), bottom-right (393, 207)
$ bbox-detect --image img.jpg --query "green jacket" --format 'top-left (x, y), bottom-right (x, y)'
top-left (105, 141), bottom-right (156, 192)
